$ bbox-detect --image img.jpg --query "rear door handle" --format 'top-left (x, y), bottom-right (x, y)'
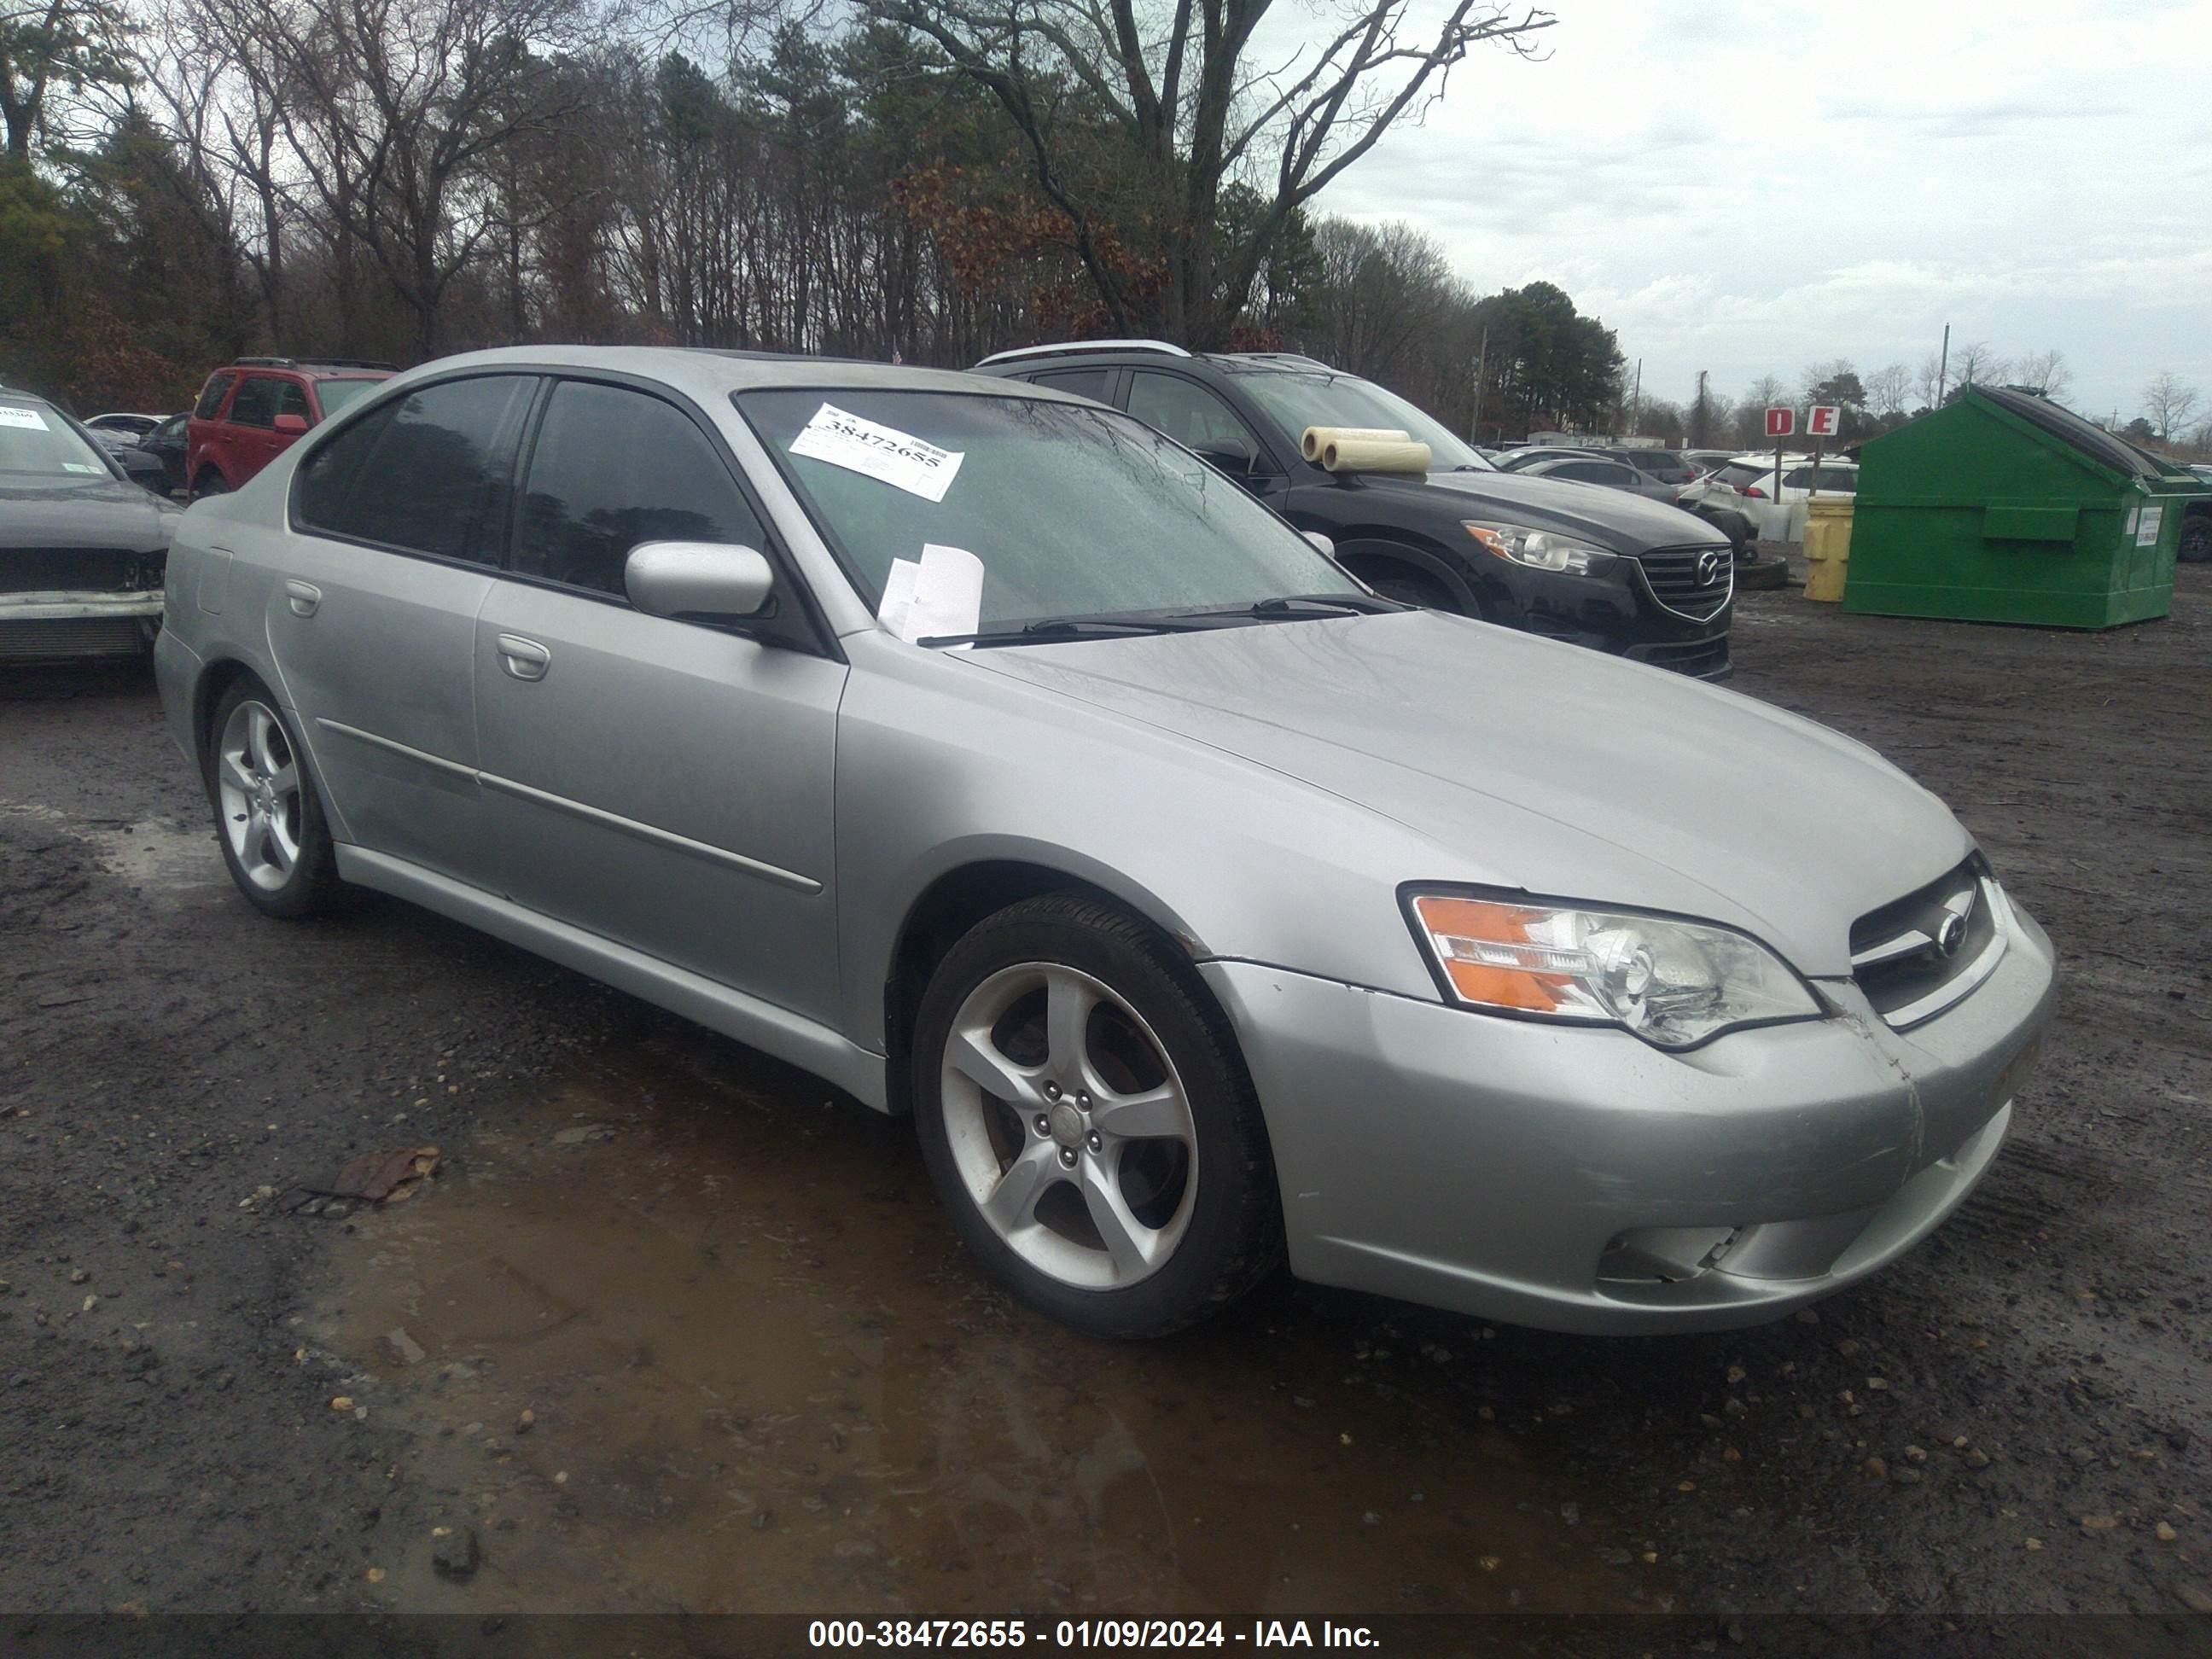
top-left (284, 579), bottom-right (321, 617)
top-left (496, 633), bottom-right (551, 681)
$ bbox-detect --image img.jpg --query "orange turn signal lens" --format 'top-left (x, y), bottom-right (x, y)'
top-left (1411, 894), bottom-right (1571, 1011)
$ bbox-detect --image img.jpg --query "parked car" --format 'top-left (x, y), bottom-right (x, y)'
top-left (1501, 451), bottom-right (1680, 502)
top-left (2183, 467), bottom-right (2211, 563)
top-left (84, 411), bottom-right (168, 451)
top-left (184, 357), bottom-right (394, 498)
top-left (131, 412), bottom-right (190, 496)
top-left (1587, 447), bottom-right (1702, 487)
top-left (975, 343), bottom-right (1738, 679)
top-left (1, 385), bottom-right (181, 661)
top-left (1680, 455), bottom-right (1860, 541)
top-left (154, 346), bottom-right (2054, 1339)
top-left (1493, 445), bottom-right (1604, 472)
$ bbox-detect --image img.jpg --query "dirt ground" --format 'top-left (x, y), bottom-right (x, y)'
top-left (2, 569), bottom-right (2208, 1638)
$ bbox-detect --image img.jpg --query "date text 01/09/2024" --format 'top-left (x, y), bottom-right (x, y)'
top-left (806, 1620), bottom-right (1382, 1649)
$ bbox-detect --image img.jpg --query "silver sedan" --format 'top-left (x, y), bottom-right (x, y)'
top-left (154, 347), bottom-right (2055, 1337)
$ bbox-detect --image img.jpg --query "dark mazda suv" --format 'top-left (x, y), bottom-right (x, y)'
top-left (975, 344), bottom-right (1736, 678)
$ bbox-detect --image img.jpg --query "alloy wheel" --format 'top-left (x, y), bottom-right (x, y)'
top-left (938, 962), bottom-right (1199, 1289)
top-left (216, 699), bottom-right (304, 893)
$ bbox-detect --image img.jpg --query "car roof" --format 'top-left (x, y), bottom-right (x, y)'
top-left (387, 345), bottom-right (1087, 405)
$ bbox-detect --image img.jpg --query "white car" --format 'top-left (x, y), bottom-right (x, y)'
top-left (1680, 454), bottom-right (1858, 540)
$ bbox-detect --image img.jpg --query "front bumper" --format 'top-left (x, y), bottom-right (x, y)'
top-left (1201, 899), bottom-right (2055, 1334)
top-left (1490, 565), bottom-right (1733, 679)
top-left (0, 591), bottom-right (165, 661)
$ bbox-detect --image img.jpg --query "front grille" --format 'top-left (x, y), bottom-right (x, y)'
top-left (1633, 544), bottom-right (1734, 620)
top-left (0, 616), bottom-right (153, 661)
top-left (1627, 635), bottom-right (1732, 679)
top-left (1851, 858), bottom-right (2005, 1028)
top-left (0, 547), bottom-right (165, 595)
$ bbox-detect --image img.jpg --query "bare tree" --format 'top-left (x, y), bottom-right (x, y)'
top-left (864, 0), bottom-right (1554, 346)
top-left (212, 0), bottom-right (602, 356)
top-left (2141, 370), bottom-right (2201, 442)
top-left (1866, 361), bottom-right (1912, 419)
top-left (1914, 352), bottom-right (1946, 409)
top-left (2013, 347), bottom-right (2071, 400)
top-left (1949, 339), bottom-right (2004, 390)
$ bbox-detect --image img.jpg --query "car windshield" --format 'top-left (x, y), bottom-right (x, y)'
top-left (0, 399), bottom-right (114, 478)
top-left (739, 388), bottom-right (1363, 635)
top-left (1231, 371), bottom-right (1493, 470)
top-left (314, 379), bottom-right (382, 417)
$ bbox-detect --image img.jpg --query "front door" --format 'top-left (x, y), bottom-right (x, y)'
top-left (266, 371), bottom-right (538, 888)
top-left (473, 377), bottom-right (847, 1024)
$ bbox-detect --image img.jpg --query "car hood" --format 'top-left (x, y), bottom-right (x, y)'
top-left (0, 474), bottom-right (178, 552)
top-left (1348, 469), bottom-right (1718, 553)
top-left (962, 611), bottom-right (1968, 976)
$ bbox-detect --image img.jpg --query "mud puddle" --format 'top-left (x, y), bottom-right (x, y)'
top-left (2, 799), bottom-right (221, 894)
top-left (324, 1023), bottom-right (1660, 1617)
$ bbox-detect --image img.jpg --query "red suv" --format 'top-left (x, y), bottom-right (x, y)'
top-left (184, 357), bottom-right (394, 498)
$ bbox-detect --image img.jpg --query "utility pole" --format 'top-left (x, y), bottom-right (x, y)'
top-left (1936, 323), bottom-right (1951, 406)
top-left (1627, 358), bottom-right (1642, 438)
top-left (1469, 326), bottom-right (1488, 443)
top-left (1692, 370), bottom-right (1709, 448)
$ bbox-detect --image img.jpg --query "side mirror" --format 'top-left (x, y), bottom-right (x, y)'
top-left (118, 448), bottom-right (166, 489)
top-left (273, 412), bottom-right (310, 435)
top-left (1302, 530), bottom-right (1336, 560)
top-left (626, 541), bottom-right (775, 620)
top-left (1192, 442), bottom-right (1270, 489)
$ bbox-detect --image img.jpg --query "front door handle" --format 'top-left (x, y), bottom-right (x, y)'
top-left (284, 579), bottom-right (321, 617)
top-left (496, 633), bottom-right (551, 681)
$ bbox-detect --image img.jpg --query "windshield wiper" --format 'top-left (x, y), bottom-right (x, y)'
top-left (1244, 592), bottom-right (1405, 617)
top-left (917, 614), bottom-right (1212, 649)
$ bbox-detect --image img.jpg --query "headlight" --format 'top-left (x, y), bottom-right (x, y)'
top-left (1463, 521), bottom-right (1618, 576)
top-left (1406, 891), bottom-right (1821, 1050)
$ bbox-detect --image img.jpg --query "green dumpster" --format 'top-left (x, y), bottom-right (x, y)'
top-left (1843, 385), bottom-right (2206, 628)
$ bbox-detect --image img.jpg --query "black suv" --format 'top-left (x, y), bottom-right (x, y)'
top-left (975, 344), bottom-right (1735, 678)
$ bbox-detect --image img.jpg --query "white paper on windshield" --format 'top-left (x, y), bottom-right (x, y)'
top-left (876, 557), bottom-right (920, 637)
top-left (2137, 502), bottom-right (2163, 547)
top-left (61, 463), bottom-right (101, 474)
top-left (878, 544), bottom-right (984, 644)
top-left (0, 405), bottom-right (51, 431)
top-left (789, 402), bottom-right (963, 502)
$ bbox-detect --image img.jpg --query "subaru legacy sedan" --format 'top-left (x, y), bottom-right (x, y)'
top-left (154, 347), bottom-right (2055, 1338)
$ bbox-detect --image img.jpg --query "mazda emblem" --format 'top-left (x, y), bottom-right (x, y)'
top-left (1696, 550), bottom-right (1725, 586)
top-left (1936, 911), bottom-right (1968, 958)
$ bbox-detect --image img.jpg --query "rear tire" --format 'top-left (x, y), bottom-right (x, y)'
top-left (2180, 514), bottom-right (2211, 564)
top-left (910, 894), bottom-right (1282, 1337)
top-left (191, 468), bottom-right (228, 500)
top-left (204, 678), bottom-right (346, 919)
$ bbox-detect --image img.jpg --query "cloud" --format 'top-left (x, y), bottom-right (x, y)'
top-left (1293, 0), bottom-right (2212, 416)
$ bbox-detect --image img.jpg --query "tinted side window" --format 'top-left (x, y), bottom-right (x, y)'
top-left (515, 381), bottom-right (766, 598)
top-left (1553, 461), bottom-right (1617, 483)
top-left (1718, 463), bottom-right (1766, 488)
top-left (1814, 468), bottom-right (1859, 492)
top-left (294, 375), bottom-right (533, 564)
top-left (1127, 372), bottom-right (1266, 469)
top-left (195, 374), bottom-right (236, 419)
top-left (1783, 469), bottom-right (1814, 489)
top-left (227, 375), bottom-right (281, 428)
top-left (275, 381), bottom-right (311, 423)
top-left (1032, 368), bottom-right (1114, 402)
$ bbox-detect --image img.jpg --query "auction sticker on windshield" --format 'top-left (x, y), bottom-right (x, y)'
top-left (0, 405), bottom-right (52, 431)
top-left (790, 402), bottom-right (963, 502)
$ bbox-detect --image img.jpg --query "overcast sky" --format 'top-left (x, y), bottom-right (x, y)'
top-left (1313, 0), bottom-right (2212, 425)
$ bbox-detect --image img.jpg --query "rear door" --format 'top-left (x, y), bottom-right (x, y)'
top-left (473, 376), bottom-right (847, 1022)
top-left (269, 371), bottom-right (538, 888)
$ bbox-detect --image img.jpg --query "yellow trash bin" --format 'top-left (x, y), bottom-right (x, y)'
top-left (1802, 494), bottom-right (1856, 602)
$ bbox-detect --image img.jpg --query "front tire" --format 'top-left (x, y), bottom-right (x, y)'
top-left (205, 678), bottom-right (345, 918)
top-left (911, 894), bottom-right (1282, 1337)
